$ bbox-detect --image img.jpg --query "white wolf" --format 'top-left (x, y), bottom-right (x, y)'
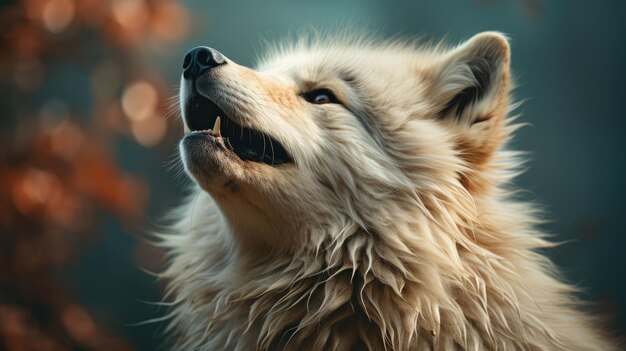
top-left (157, 32), bottom-right (616, 350)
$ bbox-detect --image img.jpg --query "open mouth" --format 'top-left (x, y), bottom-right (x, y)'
top-left (184, 94), bottom-right (292, 165)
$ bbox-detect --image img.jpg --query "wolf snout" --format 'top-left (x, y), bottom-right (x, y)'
top-left (182, 46), bottom-right (226, 80)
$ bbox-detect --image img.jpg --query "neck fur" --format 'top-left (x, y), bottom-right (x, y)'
top-left (159, 163), bottom-right (612, 350)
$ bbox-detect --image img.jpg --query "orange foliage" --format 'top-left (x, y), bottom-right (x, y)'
top-left (0, 0), bottom-right (189, 349)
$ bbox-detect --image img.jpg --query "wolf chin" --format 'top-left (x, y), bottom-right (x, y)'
top-left (156, 32), bottom-right (616, 350)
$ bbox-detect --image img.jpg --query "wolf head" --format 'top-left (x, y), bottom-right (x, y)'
top-left (169, 33), bottom-right (617, 351)
top-left (179, 32), bottom-right (512, 252)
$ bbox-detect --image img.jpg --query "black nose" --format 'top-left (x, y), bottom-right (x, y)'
top-left (182, 46), bottom-right (226, 79)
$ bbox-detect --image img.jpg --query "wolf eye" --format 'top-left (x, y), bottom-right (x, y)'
top-left (302, 89), bottom-right (339, 105)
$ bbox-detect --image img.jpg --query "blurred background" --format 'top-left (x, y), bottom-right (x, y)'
top-left (0, 0), bottom-right (624, 349)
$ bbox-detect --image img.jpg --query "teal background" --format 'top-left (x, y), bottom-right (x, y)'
top-left (69, 1), bottom-right (626, 349)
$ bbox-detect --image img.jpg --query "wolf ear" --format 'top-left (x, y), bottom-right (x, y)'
top-left (431, 32), bottom-right (511, 124)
